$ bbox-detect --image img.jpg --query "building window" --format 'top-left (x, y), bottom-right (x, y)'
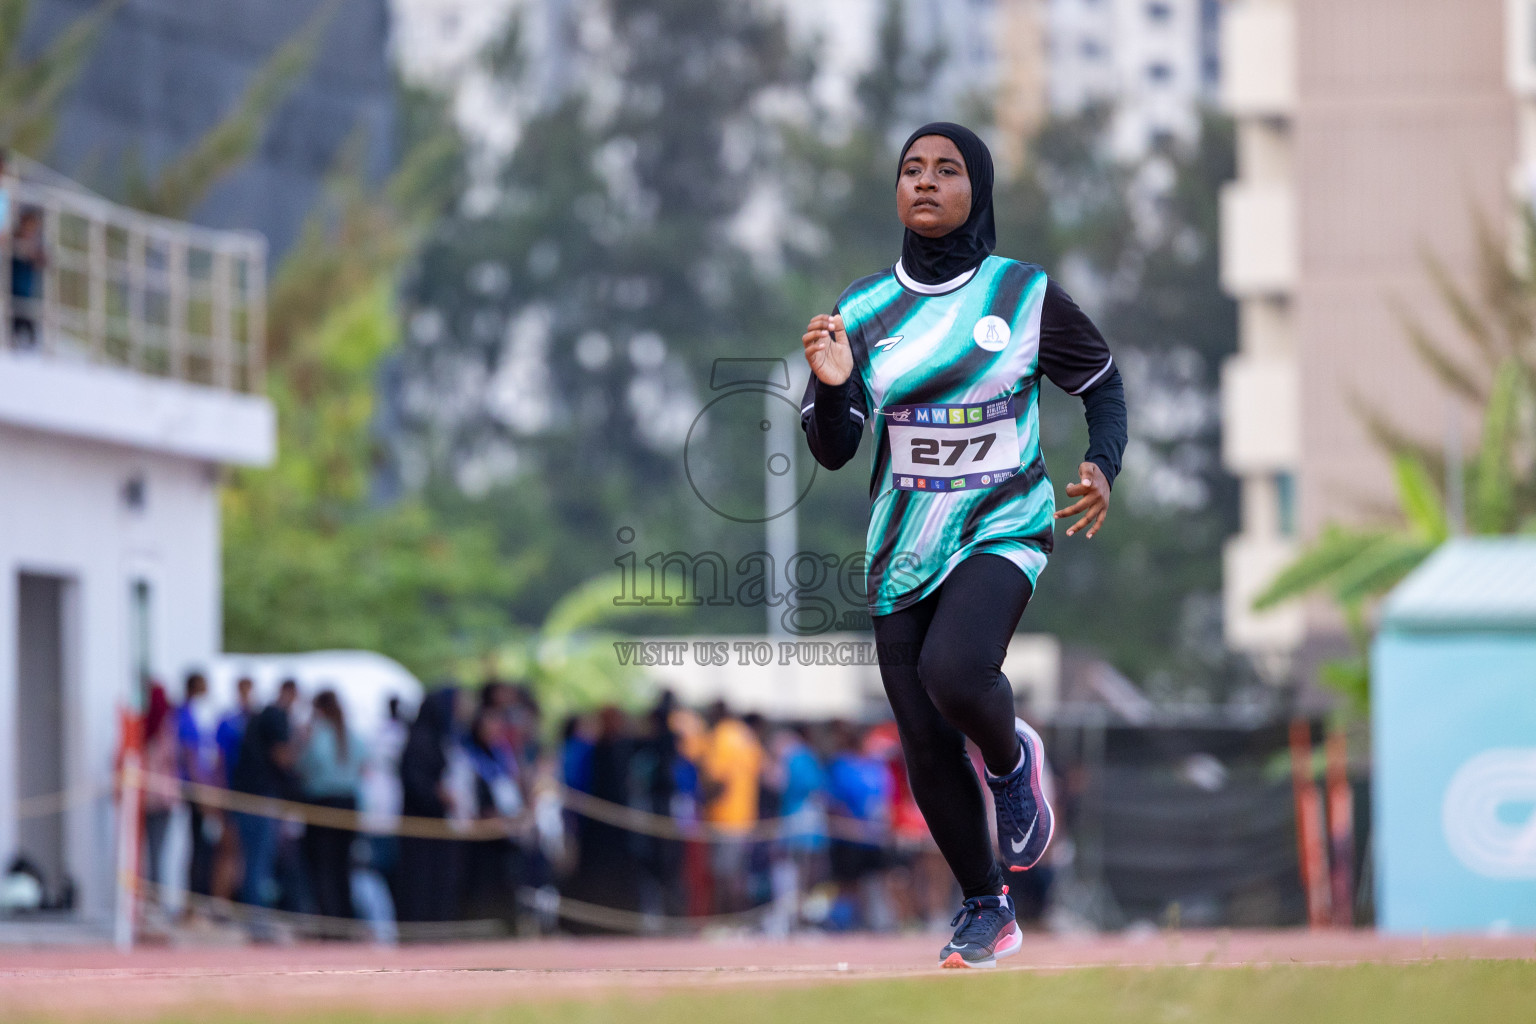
top-left (1529, 1), bottom-right (1536, 76)
top-left (1147, 1), bottom-right (1172, 21)
top-left (1147, 62), bottom-right (1173, 83)
top-left (1275, 472), bottom-right (1297, 538)
top-left (130, 579), bottom-right (153, 697)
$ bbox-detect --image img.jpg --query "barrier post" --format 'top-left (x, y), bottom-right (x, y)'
top-left (114, 707), bottom-right (144, 952)
top-left (1325, 728), bottom-right (1356, 927)
top-left (1289, 718), bottom-right (1332, 928)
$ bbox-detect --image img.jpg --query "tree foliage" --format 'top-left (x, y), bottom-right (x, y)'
top-left (387, 0), bottom-right (1246, 697)
top-left (220, 94), bottom-right (530, 682)
top-left (394, 0), bottom-right (810, 631)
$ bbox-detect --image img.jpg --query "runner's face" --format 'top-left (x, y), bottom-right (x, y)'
top-left (897, 135), bottom-right (972, 238)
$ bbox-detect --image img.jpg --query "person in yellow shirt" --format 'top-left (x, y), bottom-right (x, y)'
top-left (699, 701), bottom-right (763, 911)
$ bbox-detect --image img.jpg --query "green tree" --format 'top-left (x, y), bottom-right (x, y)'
top-left (395, 0), bottom-right (811, 630)
top-left (776, 0), bottom-right (953, 566)
top-left (220, 92), bottom-right (522, 681)
top-left (1022, 114), bottom-right (1243, 700)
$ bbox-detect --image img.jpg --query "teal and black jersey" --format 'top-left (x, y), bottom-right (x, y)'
top-left (802, 256), bottom-right (1119, 616)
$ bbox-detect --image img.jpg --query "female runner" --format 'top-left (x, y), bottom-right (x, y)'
top-left (800, 122), bottom-right (1127, 968)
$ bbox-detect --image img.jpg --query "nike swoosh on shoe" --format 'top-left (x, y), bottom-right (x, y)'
top-left (1010, 816), bottom-right (1037, 855)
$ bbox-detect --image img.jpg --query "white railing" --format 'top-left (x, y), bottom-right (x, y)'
top-left (1, 167), bottom-right (266, 394)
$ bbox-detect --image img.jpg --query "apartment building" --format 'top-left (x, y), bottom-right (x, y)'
top-left (1048, 0), bottom-right (1221, 157)
top-left (1220, 0), bottom-right (1519, 665)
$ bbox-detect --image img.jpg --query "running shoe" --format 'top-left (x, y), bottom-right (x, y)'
top-left (986, 716), bottom-right (1054, 872)
top-left (938, 886), bottom-right (1021, 969)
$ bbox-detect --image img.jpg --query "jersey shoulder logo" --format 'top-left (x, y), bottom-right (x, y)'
top-left (972, 315), bottom-right (1011, 352)
top-left (874, 335), bottom-right (904, 351)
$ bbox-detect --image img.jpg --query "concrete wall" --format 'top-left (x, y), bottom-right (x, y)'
top-left (1294, 0), bottom-right (1515, 535)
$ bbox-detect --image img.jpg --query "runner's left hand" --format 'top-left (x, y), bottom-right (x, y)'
top-left (1056, 462), bottom-right (1110, 539)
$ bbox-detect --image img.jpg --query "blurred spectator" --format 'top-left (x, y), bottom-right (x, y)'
top-left (560, 714), bottom-right (595, 794)
top-left (630, 692), bottom-right (683, 918)
top-left (297, 689), bottom-right (366, 920)
top-left (395, 687), bottom-right (463, 923)
top-left (866, 720), bottom-right (950, 928)
top-left (667, 704), bottom-right (710, 918)
top-left (352, 694), bottom-right (410, 944)
top-left (461, 700), bottom-right (524, 929)
top-left (230, 680), bottom-right (299, 911)
top-left (509, 685), bottom-right (544, 770)
top-left (215, 677), bottom-right (256, 787)
top-left (699, 700), bottom-right (763, 913)
top-left (9, 206), bottom-right (44, 350)
top-left (210, 678), bottom-right (253, 903)
top-left (140, 684), bottom-right (177, 905)
top-left (359, 695), bottom-right (409, 872)
top-left (175, 671), bottom-right (220, 901)
top-left (825, 721), bottom-right (894, 931)
top-left (567, 706), bottom-right (640, 927)
top-left (766, 725), bottom-right (828, 933)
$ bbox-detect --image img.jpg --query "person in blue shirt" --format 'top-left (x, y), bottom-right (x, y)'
top-left (825, 722), bottom-right (893, 930)
top-left (175, 671), bottom-right (220, 900)
top-left (215, 677), bottom-right (255, 787)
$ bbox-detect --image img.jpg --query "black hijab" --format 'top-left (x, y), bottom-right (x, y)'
top-left (896, 122), bottom-right (996, 285)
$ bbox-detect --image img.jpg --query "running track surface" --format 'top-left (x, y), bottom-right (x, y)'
top-left (2, 931), bottom-right (1533, 1021)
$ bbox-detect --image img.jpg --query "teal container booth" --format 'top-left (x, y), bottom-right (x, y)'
top-left (1373, 539), bottom-right (1536, 933)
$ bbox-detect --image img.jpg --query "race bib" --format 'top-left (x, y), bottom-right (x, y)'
top-left (884, 397), bottom-right (1020, 492)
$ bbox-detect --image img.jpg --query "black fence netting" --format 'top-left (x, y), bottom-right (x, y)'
top-left (1046, 717), bottom-right (1312, 928)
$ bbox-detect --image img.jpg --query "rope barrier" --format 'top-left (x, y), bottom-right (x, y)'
top-left (128, 768), bottom-right (891, 845)
top-left (13, 768), bottom-right (898, 845)
top-left (135, 878), bottom-right (504, 942)
top-left (513, 887), bottom-right (774, 936)
top-left (15, 784), bottom-right (105, 820)
top-left (133, 877), bottom-right (774, 939)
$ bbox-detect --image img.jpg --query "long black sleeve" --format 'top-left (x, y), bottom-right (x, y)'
top-left (1037, 279), bottom-right (1127, 489)
top-left (800, 374), bottom-right (866, 470)
top-left (1080, 366), bottom-right (1127, 488)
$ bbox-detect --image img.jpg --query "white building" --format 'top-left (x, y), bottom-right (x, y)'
top-left (778, 0), bottom-right (1219, 159)
top-left (1048, 0), bottom-right (1220, 157)
top-left (0, 167), bottom-right (273, 930)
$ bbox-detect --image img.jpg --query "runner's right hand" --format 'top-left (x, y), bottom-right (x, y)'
top-left (802, 313), bottom-right (853, 386)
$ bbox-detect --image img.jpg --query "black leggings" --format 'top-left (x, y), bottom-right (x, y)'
top-left (872, 554), bottom-right (1032, 900)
